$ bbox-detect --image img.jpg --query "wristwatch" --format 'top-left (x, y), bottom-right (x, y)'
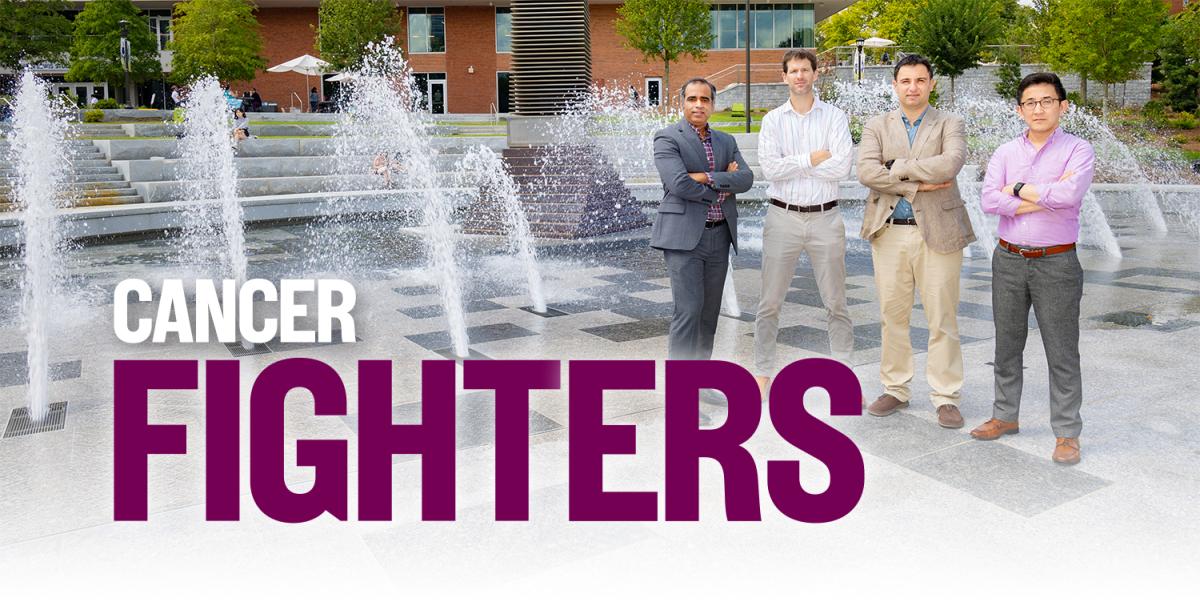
top-left (1012, 182), bottom-right (1025, 197)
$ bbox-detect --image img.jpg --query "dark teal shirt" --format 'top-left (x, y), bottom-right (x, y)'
top-left (890, 108), bottom-right (928, 221)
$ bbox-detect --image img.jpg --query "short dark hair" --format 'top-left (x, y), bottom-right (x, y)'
top-left (782, 49), bottom-right (819, 73)
top-left (679, 77), bottom-right (717, 100)
top-left (893, 54), bottom-right (934, 80)
top-left (1016, 72), bottom-right (1068, 104)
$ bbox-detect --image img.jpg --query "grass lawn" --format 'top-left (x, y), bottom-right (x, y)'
top-left (250, 120), bottom-right (337, 126)
top-left (710, 109), bottom-right (768, 123)
top-left (1183, 149), bottom-right (1200, 161)
top-left (435, 120), bottom-right (507, 126)
top-left (714, 124), bottom-right (761, 134)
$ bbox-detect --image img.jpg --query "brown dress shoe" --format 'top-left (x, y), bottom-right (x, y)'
top-left (867, 394), bottom-right (908, 417)
top-left (1053, 437), bottom-right (1081, 465)
top-left (936, 405), bottom-right (964, 429)
top-left (969, 418), bottom-right (1019, 440)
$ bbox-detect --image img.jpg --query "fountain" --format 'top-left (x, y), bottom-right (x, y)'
top-left (4, 72), bottom-right (73, 423)
top-left (333, 39), bottom-right (470, 357)
top-left (455, 146), bottom-right (547, 313)
top-left (177, 76), bottom-right (248, 287)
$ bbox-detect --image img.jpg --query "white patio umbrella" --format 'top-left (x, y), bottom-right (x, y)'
top-left (325, 72), bottom-right (356, 82)
top-left (267, 54), bottom-right (331, 104)
top-left (862, 37), bottom-right (895, 47)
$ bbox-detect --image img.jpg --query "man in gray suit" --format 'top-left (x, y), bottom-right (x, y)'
top-left (651, 78), bottom-right (755, 360)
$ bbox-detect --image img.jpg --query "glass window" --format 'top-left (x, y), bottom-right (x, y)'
top-left (710, 3), bottom-right (814, 49)
top-left (408, 7), bottom-right (446, 54)
top-left (496, 7), bottom-right (512, 53)
top-left (149, 15), bottom-right (172, 52)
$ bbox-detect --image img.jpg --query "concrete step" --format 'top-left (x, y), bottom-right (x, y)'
top-left (71, 173), bottom-right (127, 183)
top-left (80, 187), bottom-right (139, 198)
top-left (73, 166), bottom-right (120, 175)
top-left (72, 194), bottom-right (144, 207)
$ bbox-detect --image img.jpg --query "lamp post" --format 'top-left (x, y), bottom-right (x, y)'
top-left (744, 2), bottom-right (751, 133)
top-left (119, 19), bottom-right (135, 107)
top-left (855, 37), bottom-right (865, 85)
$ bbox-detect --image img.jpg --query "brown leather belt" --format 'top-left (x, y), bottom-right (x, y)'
top-left (770, 199), bottom-right (838, 213)
top-left (998, 239), bottom-right (1076, 258)
top-left (887, 217), bottom-right (918, 226)
top-left (705, 218), bottom-right (727, 229)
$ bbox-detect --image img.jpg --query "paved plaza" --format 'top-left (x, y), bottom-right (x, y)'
top-left (0, 203), bottom-right (1196, 600)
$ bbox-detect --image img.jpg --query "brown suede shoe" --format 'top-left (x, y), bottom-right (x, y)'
top-left (1052, 437), bottom-right (1081, 465)
top-left (936, 405), bottom-right (964, 429)
top-left (969, 418), bottom-right (1020, 440)
top-left (867, 394), bottom-right (908, 417)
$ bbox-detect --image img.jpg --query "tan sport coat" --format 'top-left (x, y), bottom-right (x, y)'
top-left (856, 106), bottom-right (976, 254)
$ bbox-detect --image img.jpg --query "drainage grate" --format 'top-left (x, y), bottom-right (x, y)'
top-left (3, 402), bottom-right (68, 439)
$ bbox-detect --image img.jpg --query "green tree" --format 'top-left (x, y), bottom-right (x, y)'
top-left (906, 0), bottom-right (1004, 104)
top-left (65, 0), bottom-right (161, 102)
top-left (1036, 0), bottom-right (1165, 112)
top-left (614, 0), bottom-right (713, 106)
top-left (994, 49), bottom-right (1023, 100)
top-left (1158, 4), bottom-right (1200, 112)
top-left (817, 0), bottom-right (924, 51)
top-left (169, 0), bottom-right (266, 84)
top-left (0, 0), bottom-right (73, 72)
top-left (316, 0), bottom-right (399, 71)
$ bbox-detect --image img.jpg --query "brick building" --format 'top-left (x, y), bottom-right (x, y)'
top-left (36, 1), bottom-right (854, 113)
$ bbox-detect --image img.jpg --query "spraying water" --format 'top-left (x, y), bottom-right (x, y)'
top-left (178, 76), bottom-right (247, 286)
top-left (5, 72), bottom-right (73, 422)
top-left (455, 146), bottom-right (547, 313)
top-left (335, 38), bottom-right (470, 357)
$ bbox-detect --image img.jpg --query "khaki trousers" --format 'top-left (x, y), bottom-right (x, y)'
top-left (754, 204), bottom-right (854, 375)
top-left (870, 224), bottom-right (964, 407)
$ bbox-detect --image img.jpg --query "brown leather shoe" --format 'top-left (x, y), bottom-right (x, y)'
top-left (867, 394), bottom-right (908, 417)
top-left (936, 405), bottom-right (964, 429)
top-left (969, 418), bottom-right (1020, 440)
top-left (1052, 437), bottom-right (1081, 465)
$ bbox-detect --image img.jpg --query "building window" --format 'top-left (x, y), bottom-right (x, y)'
top-left (496, 7), bottom-right (512, 53)
top-left (709, 3), bottom-right (814, 50)
top-left (408, 7), bottom-right (446, 53)
top-left (148, 13), bottom-right (172, 52)
top-left (497, 71), bottom-right (510, 113)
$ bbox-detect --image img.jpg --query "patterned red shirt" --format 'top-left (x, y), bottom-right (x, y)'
top-left (689, 123), bottom-right (727, 222)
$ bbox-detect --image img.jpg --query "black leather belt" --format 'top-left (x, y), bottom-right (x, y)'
top-left (887, 217), bottom-right (918, 226)
top-left (770, 199), bottom-right (838, 213)
top-left (705, 218), bottom-right (727, 229)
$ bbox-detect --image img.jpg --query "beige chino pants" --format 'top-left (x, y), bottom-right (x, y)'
top-left (754, 204), bottom-right (854, 375)
top-left (870, 224), bottom-right (964, 407)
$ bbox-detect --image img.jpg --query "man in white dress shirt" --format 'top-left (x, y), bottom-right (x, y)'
top-left (754, 49), bottom-right (855, 397)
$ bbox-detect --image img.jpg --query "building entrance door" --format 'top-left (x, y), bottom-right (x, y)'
top-left (646, 78), bottom-right (662, 106)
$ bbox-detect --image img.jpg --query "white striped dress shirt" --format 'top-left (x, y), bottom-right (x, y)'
top-left (758, 97), bottom-right (854, 206)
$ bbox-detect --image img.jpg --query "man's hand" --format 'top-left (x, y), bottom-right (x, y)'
top-left (726, 160), bottom-right (739, 172)
top-left (810, 150), bottom-right (832, 166)
top-left (688, 172), bottom-right (709, 183)
top-left (917, 181), bottom-right (952, 192)
top-left (1015, 200), bottom-right (1045, 215)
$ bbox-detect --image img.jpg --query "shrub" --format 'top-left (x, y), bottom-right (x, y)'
top-left (83, 109), bottom-right (105, 123)
top-left (92, 98), bottom-right (121, 109)
top-left (1167, 111), bottom-right (1199, 130)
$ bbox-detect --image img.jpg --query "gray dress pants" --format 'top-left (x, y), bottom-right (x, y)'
top-left (664, 224), bottom-right (732, 360)
top-left (991, 245), bottom-right (1084, 438)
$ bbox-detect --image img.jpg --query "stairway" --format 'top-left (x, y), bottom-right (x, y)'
top-left (0, 139), bottom-right (144, 211)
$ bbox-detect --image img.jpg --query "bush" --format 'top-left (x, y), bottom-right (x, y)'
top-left (1168, 111), bottom-right (1200, 130)
top-left (83, 109), bottom-right (105, 123)
top-left (994, 51), bottom-right (1022, 101)
top-left (92, 98), bottom-right (121, 109)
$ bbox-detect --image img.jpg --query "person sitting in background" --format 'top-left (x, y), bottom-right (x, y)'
top-left (371, 152), bottom-right (405, 187)
top-left (231, 108), bottom-right (251, 148)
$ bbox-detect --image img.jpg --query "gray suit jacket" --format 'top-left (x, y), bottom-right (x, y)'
top-left (650, 120), bottom-right (754, 252)
top-left (856, 107), bottom-right (976, 254)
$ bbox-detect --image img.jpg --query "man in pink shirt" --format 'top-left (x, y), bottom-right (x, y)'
top-left (975, 72), bottom-right (1095, 465)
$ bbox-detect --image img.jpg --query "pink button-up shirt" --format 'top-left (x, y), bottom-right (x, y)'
top-left (981, 127), bottom-right (1095, 247)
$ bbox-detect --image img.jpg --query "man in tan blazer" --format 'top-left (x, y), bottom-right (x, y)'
top-left (857, 54), bottom-right (975, 429)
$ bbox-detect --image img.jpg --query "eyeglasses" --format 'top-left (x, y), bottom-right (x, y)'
top-left (1019, 97), bottom-right (1063, 110)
